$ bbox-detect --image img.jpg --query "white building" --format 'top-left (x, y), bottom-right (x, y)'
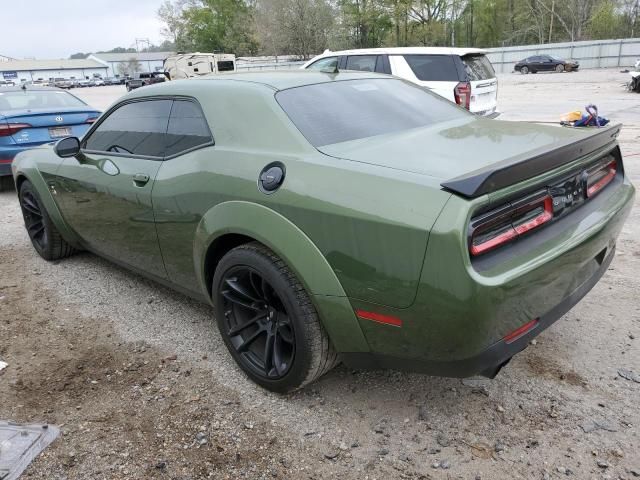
top-left (0, 59), bottom-right (108, 83)
top-left (88, 51), bottom-right (174, 77)
top-left (1, 54), bottom-right (15, 62)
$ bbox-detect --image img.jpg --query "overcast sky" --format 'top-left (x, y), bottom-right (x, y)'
top-left (3, 0), bottom-right (166, 59)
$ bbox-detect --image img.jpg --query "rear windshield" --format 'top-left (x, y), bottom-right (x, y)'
top-left (403, 55), bottom-right (459, 81)
top-left (276, 78), bottom-right (468, 147)
top-left (462, 54), bottom-right (495, 81)
top-left (0, 90), bottom-right (86, 111)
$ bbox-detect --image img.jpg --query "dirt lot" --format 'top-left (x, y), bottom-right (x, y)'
top-left (1, 69), bottom-right (639, 479)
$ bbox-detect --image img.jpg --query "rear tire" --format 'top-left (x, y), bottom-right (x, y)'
top-left (19, 180), bottom-right (76, 261)
top-left (213, 242), bottom-right (338, 393)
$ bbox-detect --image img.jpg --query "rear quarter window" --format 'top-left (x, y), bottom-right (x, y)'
top-left (403, 55), bottom-right (459, 81)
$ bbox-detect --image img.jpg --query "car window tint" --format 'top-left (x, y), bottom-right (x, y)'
top-left (346, 55), bottom-right (377, 72)
top-left (84, 99), bottom-right (171, 157)
top-left (462, 54), bottom-right (495, 81)
top-left (165, 100), bottom-right (212, 157)
top-left (307, 57), bottom-right (338, 71)
top-left (277, 78), bottom-right (468, 147)
top-left (403, 55), bottom-right (459, 81)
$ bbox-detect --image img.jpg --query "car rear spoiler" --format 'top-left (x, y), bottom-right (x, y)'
top-left (441, 123), bottom-right (622, 198)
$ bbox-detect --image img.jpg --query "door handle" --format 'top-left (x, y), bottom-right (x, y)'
top-left (133, 173), bottom-right (150, 187)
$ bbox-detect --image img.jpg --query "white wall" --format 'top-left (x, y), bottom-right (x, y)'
top-left (103, 60), bottom-right (166, 77)
top-left (2, 67), bottom-right (108, 83)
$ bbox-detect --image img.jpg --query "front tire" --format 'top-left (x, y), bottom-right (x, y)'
top-left (213, 243), bottom-right (338, 393)
top-left (19, 180), bottom-right (76, 261)
top-left (556, 64), bottom-right (564, 73)
top-left (520, 66), bottom-right (529, 74)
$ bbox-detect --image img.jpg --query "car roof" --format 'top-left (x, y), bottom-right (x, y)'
top-left (132, 70), bottom-right (393, 94)
top-left (0, 85), bottom-right (66, 92)
top-left (311, 47), bottom-right (487, 58)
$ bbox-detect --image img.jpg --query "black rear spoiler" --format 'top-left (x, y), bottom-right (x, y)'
top-left (441, 124), bottom-right (622, 198)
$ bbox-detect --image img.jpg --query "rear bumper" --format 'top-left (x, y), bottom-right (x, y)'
top-left (0, 143), bottom-right (53, 176)
top-left (341, 244), bottom-right (615, 377)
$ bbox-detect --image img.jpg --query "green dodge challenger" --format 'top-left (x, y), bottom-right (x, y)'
top-left (11, 71), bottom-right (634, 392)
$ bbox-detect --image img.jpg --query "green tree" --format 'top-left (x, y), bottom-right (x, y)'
top-left (588, 0), bottom-right (622, 38)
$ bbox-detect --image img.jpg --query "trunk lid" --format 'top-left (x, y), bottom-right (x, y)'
top-left (461, 54), bottom-right (498, 115)
top-left (318, 118), bottom-right (619, 196)
top-left (3, 108), bottom-right (99, 145)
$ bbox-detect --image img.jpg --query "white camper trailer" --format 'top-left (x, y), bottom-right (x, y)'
top-left (163, 53), bottom-right (236, 80)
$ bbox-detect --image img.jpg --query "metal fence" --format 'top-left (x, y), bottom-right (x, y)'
top-left (485, 38), bottom-right (640, 74)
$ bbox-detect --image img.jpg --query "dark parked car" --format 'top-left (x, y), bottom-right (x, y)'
top-left (9, 72), bottom-right (634, 392)
top-left (515, 55), bottom-right (579, 74)
top-left (125, 72), bottom-right (165, 91)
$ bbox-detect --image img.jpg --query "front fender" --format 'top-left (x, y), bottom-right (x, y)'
top-left (193, 201), bottom-right (369, 353)
top-left (13, 152), bottom-right (83, 249)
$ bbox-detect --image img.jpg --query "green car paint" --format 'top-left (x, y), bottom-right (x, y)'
top-left (12, 71), bottom-right (634, 377)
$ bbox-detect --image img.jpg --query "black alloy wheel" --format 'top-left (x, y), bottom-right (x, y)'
top-left (18, 180), bottom-right (76, 260)
top-left (213, 243), bottom-right (338, 392)
top-left (20, 188), bottom-right (48, 251)
top-left (220, 266), bottom-right (295, 379)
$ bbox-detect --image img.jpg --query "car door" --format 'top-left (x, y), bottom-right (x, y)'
top-left (54, 98), bottom-right (171, 279)
top-left (151, 99), bottom-right (216, 293)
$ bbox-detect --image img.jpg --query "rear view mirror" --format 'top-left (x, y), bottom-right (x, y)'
top-left (54, 137), bottom-right (80, 158)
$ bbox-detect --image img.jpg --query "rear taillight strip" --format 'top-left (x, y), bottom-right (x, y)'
top-left (0, 123), bottom-right (32, 137)
top-left (587, 160), bottom-right (617, 198)
top-left (470, 194), bottom-right (553, 256)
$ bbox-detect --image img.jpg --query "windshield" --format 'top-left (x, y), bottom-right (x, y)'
top-left (462, 55), bottom-right (495, 81)
top-left (276, 78), bottom-right (468, 147)
top-left (0, 90), bottom-right (87, 111)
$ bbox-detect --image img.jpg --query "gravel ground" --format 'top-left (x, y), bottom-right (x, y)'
top-left (1, 69), bottom-right (639, 479)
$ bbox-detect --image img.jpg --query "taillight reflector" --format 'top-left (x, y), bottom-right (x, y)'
top-left (470, 194), bottom-right (553, 256)
top-left (503, 318), bottom-right (539, 343)
top-left (0, 123), bottom-right (31, 137)
top-left (587, 160), bottom-right (617, 198)
top-left (454, 82), bottom-right (471, 110)
top-left (356, 310), bottom-right (403, 327)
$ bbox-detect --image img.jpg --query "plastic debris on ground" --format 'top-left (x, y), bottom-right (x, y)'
top-left (560, 104), bottom-right (609, 127)
top-left (0, 362), bottom-right (7, 374)
top-left (0, 421), bottom-right (60, 480)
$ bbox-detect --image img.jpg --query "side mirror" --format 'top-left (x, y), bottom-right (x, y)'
top-left (54, 137), bottom-right (80, 158)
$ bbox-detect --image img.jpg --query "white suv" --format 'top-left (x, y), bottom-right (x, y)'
top-left (302, 47), bottom-right (499, 117)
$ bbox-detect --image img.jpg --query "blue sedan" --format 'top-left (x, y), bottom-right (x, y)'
top-left (0, 86), bottom-right (100, 190)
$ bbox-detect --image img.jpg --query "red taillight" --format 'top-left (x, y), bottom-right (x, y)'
top-left (587, 160), bottom-right (617, 198)
top-left (503, 318), bottom-right (539, 343)
top-left (355, 309), bottom-right (403, 327)
top-left (0, 123), bottom-right (31, 137)
top-left (470, 193), bottom-right (553, 256)
top-left (454, 81), bottom-right (471, 110)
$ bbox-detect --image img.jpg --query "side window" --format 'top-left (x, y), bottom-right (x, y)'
top-left (307, 57), bottom-right (338, 71)
top-left (84, 99), bottom-right (172, 157)
top-left (345, 55), bottom-right (377, 72)
top-left (164, 100), bottom-right (213, 157)
top-left (403, 55), bottom-right (459, 81)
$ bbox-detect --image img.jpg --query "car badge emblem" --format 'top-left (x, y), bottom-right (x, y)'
top-left (55, 116), bottom-right (63, 122)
